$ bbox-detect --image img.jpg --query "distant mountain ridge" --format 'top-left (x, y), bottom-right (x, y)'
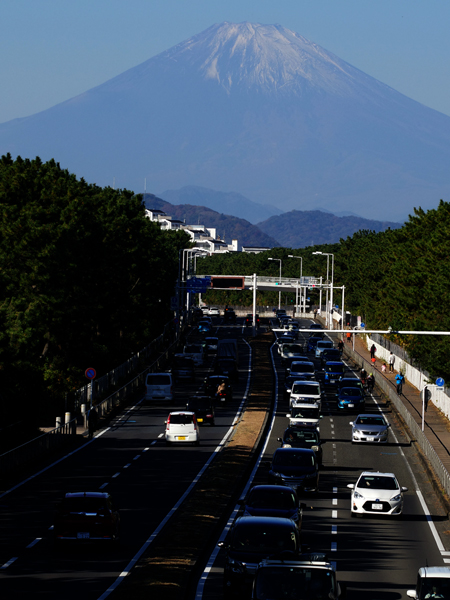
top-left (143, 195), bottom-right (280, 248)
top-left (1, 21), bottom-right (450, 221)
top-left (158, 185), bottom-right (283, 224)
top-left (257, 210), bottom-right (403, 247)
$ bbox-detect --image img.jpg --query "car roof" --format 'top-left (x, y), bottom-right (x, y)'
top-left (292, 380), bottom-right (319, 386)
top-left (248, 484), bottom-right (297, 494)
top-left (358, 470), bottom-right (396, 478)
top-left (65, 492), bottom-right (109, 499)
top-left (418, 567), bottom-right (450, 577)
top-left (274, 447), bottom-right (315, 455)
top-left (325, 361), bottom-right (344, 366)
top-left (169, 411), bottom-right (195, 416)
top-left (355, 413), bottom-right (386, 419)
top-left (235, 515), bottom-right (298, 528)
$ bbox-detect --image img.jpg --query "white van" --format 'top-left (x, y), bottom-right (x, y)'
top-left (145, 372), bottom-right (173, 401)
top-left (289, 380), bottom-right (323, 411)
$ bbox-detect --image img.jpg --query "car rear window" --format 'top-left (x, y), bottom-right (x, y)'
top-left (147, 374), bottom-right (171, 385)
top-left (169, 414), bottom-right (194, 425)
top-left (291, 363), bottom-right (314, 373)
top-left (247, 488), bottom-right (296, 509)
top-left (61, 497), bottom-right (109, 514)
top-left (231, 522), bottom-right (297, 553)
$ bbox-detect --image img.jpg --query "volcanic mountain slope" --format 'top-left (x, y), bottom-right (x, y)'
top-left (1, 22), bottom-right (450, 221)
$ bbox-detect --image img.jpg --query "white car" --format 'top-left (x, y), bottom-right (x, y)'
top-left (208, 306), bottom-right (220, 316)
top-left (286, 403), bottom-right (322, 430)
top-left (407, 566), bottom-right (450, 599)
top-left (347, 471), bottom-right (407, 517)
top-left (289, 380), bottom-right (322, 411)
top-left (165, 411), bottom-right (200, 445)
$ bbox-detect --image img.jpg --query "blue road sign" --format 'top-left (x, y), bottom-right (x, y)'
top-left (436, 377), bottom-right (445, 387)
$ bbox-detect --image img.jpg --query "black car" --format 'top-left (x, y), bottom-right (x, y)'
top-left (215, 357), bottom-right (239, 381)
top-left (54, 492), bottom-right (120, 545)
top-left (245, 313), bottom-right (260, 327)
top-left (286, 361), bottom-right (316, 381)
top-left (240, 485), bottom-right (304, 530)
top-left (224, 308), bottom-right (237, 323)
top-left (320, 347), bottom-right (342, 366)
top-left (185, 395), bottom-right (215, 426)
top-left (278, 426), bottom-right (323, 466)
top-left (203, 375), bottom-right (233, 403)
top-left (268, 447), bottom-right (319, 494)
top-left (336, 377), bottom-right (365, 397)
top-left (219, 516), bottom-right (300, 598)
top-left (171, 355), bottom-right (195, 382)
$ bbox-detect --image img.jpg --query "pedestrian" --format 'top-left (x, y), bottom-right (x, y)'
top-left (314, 308), bottom-right (318, 320)
top-left (381, 363), bottom-right (386, 373)
top-left (338, 339), bottom-right (344, 355)
top-left (388, 352), bottom-right (395, 372)
top-left (367, 373), bottom-right (375, 393)
top-left (346, 330), bottom-right (351, 343)
top-left (88, 406), bottom-right (98, 439)
top-left (360, 368), bottom-right (367, 385)
top-left (395, 372), bottom-right (405, 395)
top-left (371, 356), bottom-right (376, 367)
top-left (370, 344), bottom-right (376, 359)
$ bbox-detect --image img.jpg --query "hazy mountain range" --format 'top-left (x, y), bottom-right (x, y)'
top-left (1, 22), bottom-right (450, 221)
top-left (147, 194), bottom-right (401, 247)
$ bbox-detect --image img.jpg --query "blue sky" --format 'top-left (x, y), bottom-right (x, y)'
top-left (1, 0), bottom-right (450, 123)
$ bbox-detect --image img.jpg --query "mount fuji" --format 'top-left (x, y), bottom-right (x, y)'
top-left (1, 22), bottom-right (450, 221)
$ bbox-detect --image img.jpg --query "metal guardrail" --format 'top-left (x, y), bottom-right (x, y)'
top-left (0, 419), bottom-right (77, 477)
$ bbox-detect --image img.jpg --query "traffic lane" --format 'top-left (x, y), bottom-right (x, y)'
top-left (0, 353), bottom-right (252, 597)
top-left (329, 389), bottom-right (444, 598)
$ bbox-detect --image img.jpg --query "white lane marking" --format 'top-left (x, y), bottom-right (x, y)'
top-left (143, 447), bottom-right (150, 452)
top-left (98, 339), bottom-right (254, 600)
top-left (99, 483), bottom-right (108, 489)
top-left (333, 487), bottom-right (338, 494)
top-left (123, 463), bottom-right (131, 469)
top-left (332, 510), bottom-right (338, 518)
top-left (158, 433), bottom-right (164, 438)
top-left (332, 444), bottom-right (336, 449)
top-left (26, 538), bottom-right (41, 549)
top-left (133, 455), bottom-right (140, 461)
top-left (332, 526), bottom-right (337, 535)
top-left (331, 542), bottom-right (337, 551)
top-left (1, 557), bottom-right (18, 569)
top-left (112, 473), bottom-right (120, 478)
top-left (332, 499), bottom-right (338, 506)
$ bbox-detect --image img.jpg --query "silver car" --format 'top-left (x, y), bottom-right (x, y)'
top-left (350, 413), bottom-right (390, 443)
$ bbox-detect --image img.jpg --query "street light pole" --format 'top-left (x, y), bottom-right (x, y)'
top-left (268, 257), bottom-right (282, 310)
top-left (288, 254), bottom-right (302, 315)
top-left (313, 251), bottom-right (335, 329)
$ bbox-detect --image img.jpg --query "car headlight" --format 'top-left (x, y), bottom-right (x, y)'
top-left (270, 470), bottom-right (282, 478)
top-left (353, 490), bottom-right (364, 499)
top-left (311, 445), bottom-right (319, 452)
top-left (353, 431), bottom-right (360, 438)
top-left (391, 493), bottom-right (402, 502)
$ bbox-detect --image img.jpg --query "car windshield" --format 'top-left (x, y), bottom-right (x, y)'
top-left (357, 475), bottom-right (398, 490)
top-left (325, 364), bottom-right (345, 373)
top-left (340, 388), bottom-right (362, 397)
top-left (292, 384), bottom-right (320, 395)
top-left (61, 497), bottom-right (109, 514)
top-left (290, 364), bottom-right (314, 373)
top-left (284, 345), bottom-right (303, 354)
top-left (418, 578), bottom-right (450, 600)
top-left (231, 523), bottom-right (297, 553)
top-left (356, 416), bottom-right (386, 426)
top-left (173, 357), bottom-right (193, 367)
top-left (147, 375), bottom-right (171, 385)
top-left (291, 408), bottom-right (319, 419)
top-left (317, 342), bottom-right (333, 349)
top-left (273, 451), bottom-right (315, 467)
top-left (247, 489), bottom-right (296, 510)
top-left (185, 345), bottom-right (202, 353)
top-left (169, 414), bottom-right (194, 425)
top-left (285, 430), bottom-right (319, 444)
top-left (255, 567), bottom-right (336, 600)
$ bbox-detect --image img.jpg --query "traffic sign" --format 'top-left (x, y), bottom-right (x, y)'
top-left (85, 368), bottom-right (96, 380)
top-left (436, 377), bottom-right (445, 387)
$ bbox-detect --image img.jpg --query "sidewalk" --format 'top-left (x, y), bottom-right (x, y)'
top-left (344, 332), bottom-right (450, 501)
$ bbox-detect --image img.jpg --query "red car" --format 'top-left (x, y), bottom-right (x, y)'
top-left (54, 492), bottom-right (120, 545)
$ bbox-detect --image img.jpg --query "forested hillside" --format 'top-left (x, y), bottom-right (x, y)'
top-left (0, 154), bottom-right (189, 421)
top-left (257, 210), bottom-right (402, 247)
top-left (198, 202), bottom-right (450, 381)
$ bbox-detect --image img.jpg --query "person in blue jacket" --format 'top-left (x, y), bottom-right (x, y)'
top-left (395, 372), bottom-right (405, 395)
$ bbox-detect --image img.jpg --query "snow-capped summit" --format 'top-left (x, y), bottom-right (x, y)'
top-left (1, 22), bottom-right (450, 221)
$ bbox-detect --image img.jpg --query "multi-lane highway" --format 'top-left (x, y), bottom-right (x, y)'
top-left (0, 314), bottom-right (448, 600)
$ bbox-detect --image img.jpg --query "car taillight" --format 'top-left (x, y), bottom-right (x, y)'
top-left (167, 414), bottom-right (171, 424)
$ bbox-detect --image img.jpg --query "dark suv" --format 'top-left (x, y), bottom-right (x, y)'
top-left (268, 447), bottom-right (319, 494)
top-left (185, 395), bottom-right (215, 426)
top-left (224, 308), bottom-right (237, 323)
top-left (219, 516), bottom-right (300, 598)
top-left (203, 375), bottom-right (233, 403)
top-left (245, 314), bottom-right (260, 327)
top-left (171, 355), bottom-right (195, 382)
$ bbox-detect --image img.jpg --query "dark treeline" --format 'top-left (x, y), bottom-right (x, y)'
top-left (0, 154), bottom-right (190, 422)
top-left (198, 201), bottom-right (450, 381)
